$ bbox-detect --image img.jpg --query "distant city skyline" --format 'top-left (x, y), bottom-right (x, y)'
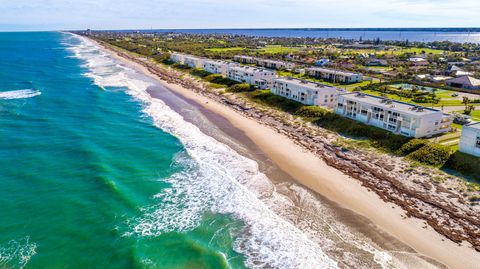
top-left (0, 0), bottom-right (479, 31)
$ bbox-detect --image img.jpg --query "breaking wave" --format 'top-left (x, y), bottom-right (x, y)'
top-left (0, 89), bottom-right (41, 100)
top-left (66, 33), bottom-right (338, 269)
top-left (0, 237), bottom-right (37, 269)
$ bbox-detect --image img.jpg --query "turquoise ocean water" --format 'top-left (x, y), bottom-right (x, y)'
top-left (0, 32), bottom-right (337, 268)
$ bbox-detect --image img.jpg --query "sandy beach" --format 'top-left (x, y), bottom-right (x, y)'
top-left (95, 40), bottom-right (480, 268)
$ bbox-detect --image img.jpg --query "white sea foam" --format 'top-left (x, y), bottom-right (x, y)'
top-left (0, 89), bottom-right (41, 100)
top-left (67, 33), bottom-right (339, 269)
top-left (0, 237), bottom-right (37, 269)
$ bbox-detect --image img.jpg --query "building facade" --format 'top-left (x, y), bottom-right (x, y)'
top-left (255, 58), bottom-right (296, 70)
top-left (305, 67), bottom-right (363, 83)
top-left (183, 55), bottom-right (205, 69)
top-left (458, 122), bottom-right (480, 157)
top-left (271, 77), bottom-right (343, 108)
top-left (226, 66), bottom-right (276, 89)
top-left (233, 55), bottom-right (256, 64)
top-left (234, 55), bottom-right (296, 70)
top-left (170, 52), bottom-right (186, 64)
top-left (334, 92), bottom-right (452, 138)
top-left (203, 60), bottom-right (238, 76)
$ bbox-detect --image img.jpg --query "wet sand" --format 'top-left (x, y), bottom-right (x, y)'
top-left (97, 42), bottom-right (480, 268)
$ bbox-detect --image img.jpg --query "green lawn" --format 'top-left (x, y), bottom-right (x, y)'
top-left (384, 47), bottom-right (444, 55)
top-left (204, 47), bottom-right (247, 52)
top-left (467, 110), bottom-right (480, 121)
top-left (359, 89), bottom-right (463, 107)
top-left (323, 46), bottom-right (444, 56)
top-left (256, 45), bottom-right (301, 54)
top-left (363, 83), bottom-right (464, 107)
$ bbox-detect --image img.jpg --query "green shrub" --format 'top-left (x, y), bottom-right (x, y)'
top-left (190, 68), bottom-right (212, 78)
top-left (227, 83), bottom-right (252, 93)
top-left (294, 106), bottom-right (329, 118)
top-left (248, 90), bottom-right (303, 113)
top-left (172, 63), bottom-right (191, 70)
top-left (204, 74), bottom-right (223, 81)
top-left (396, 139), bottom-right (429, 155)
top-left (407, 144), bottom-right (452, 167)
top-left (444, 152), bottom-right (480, 181)
top-left (162, 59), bottom-right (175, 65)
top-left (204, 74), bottom-right (238, 86)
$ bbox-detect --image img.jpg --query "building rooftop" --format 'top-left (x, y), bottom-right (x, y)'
top-left (274, 77), bottom-right (336, 90)
top-left (305, 67), bottom-right (360, 77)
top-left (446, 76), bottom-right (480, 86)
top-left (340, 92), bottom-right (443, 116)
top-left (235, 55), bottom-right (255, 59)
top-left (229, 65), bottom-right (275, 73)
top-left (204, 59), bottom-right (237, 65)
top-left (466, 122), bottom-right (480, 130)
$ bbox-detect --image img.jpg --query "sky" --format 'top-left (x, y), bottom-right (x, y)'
top-left (0, 0), bottom-right (479, 31)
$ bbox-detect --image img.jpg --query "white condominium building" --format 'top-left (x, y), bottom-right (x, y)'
top-left (203, 60), bottom-right (239, 76)
top-left (334, 92), bottom-right (452, 138)
top-left (458, 122), bottom-right (480, 157)
top-left (183, 55), bottom-right (206, 69)
top-left (306, 67), bottom-right (363, 83)
top-left (255, 58), bottom-right (296, 70)
top-left (233, 55), bottom-right (296, 70)
top-left (170, 52), bottom-right (186, 64)
top-left (271, 77), bottom-right (344, 108)
top-left (226, 66), bottom-right (276, 89)
top-left (233, 55), bottom-right (256, 64)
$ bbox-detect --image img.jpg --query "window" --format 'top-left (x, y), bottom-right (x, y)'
top-left (476, 136), bottom-right (480, 148)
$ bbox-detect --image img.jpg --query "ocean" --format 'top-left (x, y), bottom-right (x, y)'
top-left (114, 28), bottom-right (480, 43)
top-left (2, 31), bottom-right (452, 269)
top-left (0, 32), bottom-right (344, 268)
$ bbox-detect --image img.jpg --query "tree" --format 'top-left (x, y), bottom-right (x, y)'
top-left (465, 105), bottom-right (476, 115)
top-left (462, 96), bottom-right (470, 110)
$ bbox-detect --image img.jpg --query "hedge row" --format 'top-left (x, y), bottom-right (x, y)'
top-left (444, 152), bottom-right (480, 180)
top-left (248, 90), bottom-right (303, 113)
top-left (227, 83), bottom-right (252, 93)
top-left (204, 74), bottom-right (238, 86)
top-left (407, 144), bottom-right (452, 167)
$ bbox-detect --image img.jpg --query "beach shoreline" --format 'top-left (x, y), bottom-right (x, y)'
top-left (91, 38), bottom-right (480, 268)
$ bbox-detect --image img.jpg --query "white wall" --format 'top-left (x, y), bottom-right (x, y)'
top-left (459, 125), bottom-right (480, 157)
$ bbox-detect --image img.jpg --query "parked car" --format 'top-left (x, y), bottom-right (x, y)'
top-left (453, 113), bottom-right (472, 125)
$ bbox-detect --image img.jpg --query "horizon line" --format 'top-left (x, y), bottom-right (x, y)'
top-left (2, 26), bottom-right (480, 33)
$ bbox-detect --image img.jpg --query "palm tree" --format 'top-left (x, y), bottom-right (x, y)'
top-left (465, 105), bottom-right (476, 115)
top-left (462, 97), bottom-right (470, 109)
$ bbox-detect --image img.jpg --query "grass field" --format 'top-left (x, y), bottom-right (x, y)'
top-left (385, 47), bottom-right (444, 55)
top-left (205, 47), bottom-right (247, 52)
top-left (360, 83), bottom-right (465, 107)
top-left (359, 89), bottom-right (463, 107)
top-left (256, 45), bottom-right (301, 54)
top-left (321, 46), bottom-right (444, 56)
top-left (469, 110), bottom-right (480, 121)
